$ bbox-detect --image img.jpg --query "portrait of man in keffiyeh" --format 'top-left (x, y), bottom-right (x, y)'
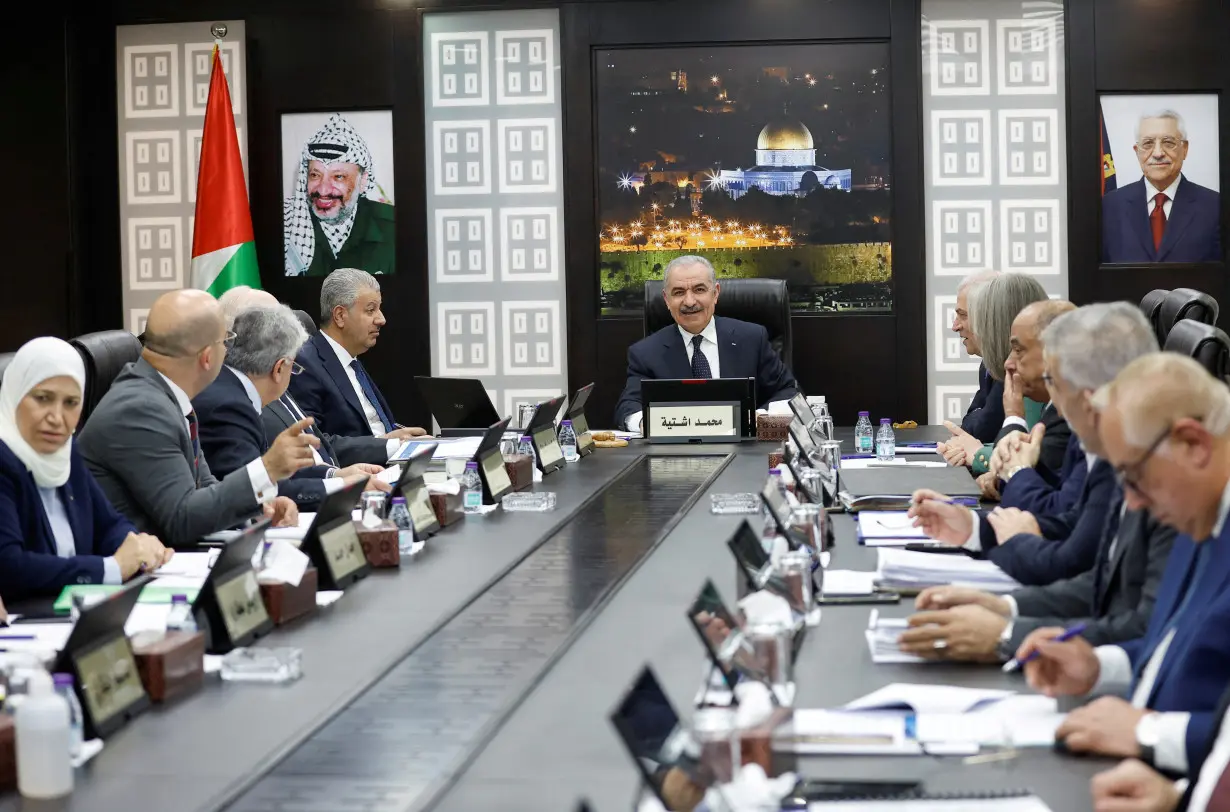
top-left (283, 113), bottom-right (395, 277)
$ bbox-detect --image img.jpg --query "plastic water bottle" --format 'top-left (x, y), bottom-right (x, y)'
top-left (854, 411), bottom-right (874, 454)
top-left (876, 418), bottom-right (896, 461)
top-left (15, 670), bottom-right (72, 798)
top-left (51, 674), bottom-right (83, 758)
top-left (558, 420), bottom-right (578, 462)
top-left (517, 434), bottom-right (537, 466)
top-left (389, 497), bottom-right (416, 555)
top-left (166, 594), bottom-right (197, 633)
top-left (461, 461), bottom-right (483, 514)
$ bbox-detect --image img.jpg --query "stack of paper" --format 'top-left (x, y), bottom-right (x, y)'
top-left (914, 695), bottom-right (1065, 748)
top-left (773, 709), bottom-right (922, 755)
top-left (864, 610), bottom-right (926, 664)
top-left (876, 549), bottom-right (1021, 594)
top-left (842, 683), bottom-right (1015, 714)
top-left (857, 512), bottom-right (929, 547)
top-left (841, 458), bottom-right (948, 470)
top-left (824, 570), bottom-right (877, 597)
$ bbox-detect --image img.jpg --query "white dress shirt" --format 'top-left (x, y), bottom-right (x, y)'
top-left (37, 487), bottom-right (121, 584)
top-left (157, 371), bottom-right (277, 505)
top-left (1088, 475), bottom-right (1230, 774)
top-left (1145, 175), bottom-right (1183, 221)
top-left (625, 319), bottom-right (722, 433)
top-left (320, 332), bottom-right (388, 438)
top-left (227, 368), bottom-right (344, 496)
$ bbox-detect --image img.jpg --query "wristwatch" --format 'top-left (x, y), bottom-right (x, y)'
top-left (1003, 465), bottom-right (1026, 482)
top-left (1136, 711), bottom-right (1161, 766)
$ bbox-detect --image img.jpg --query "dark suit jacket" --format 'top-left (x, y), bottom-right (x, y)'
top-left (192, 368), bottom-right (332, 510)
top-left (613, 316), bottom-right (798, 429)
top-left (993, 403), bottom-right (1071, 489)
top-left (1102, 176), bottom-right (1222, 263)
top-left (1009, 490), bottom-right (1176, 651)
top-left (77, 358), bottom-right (262, 548)
top-left (262, 395), bottom-right (390, 468)
top-left (977, 459), bottom-right (1116, 586)
top-left (961, 364), bottom-right (1004, 444)
top-left (0, 441), bottom-right (135, 602)
top-left (1113, 521), bottom-right (1230, 772)
top-left (288, 331), bottom-right (395, 439)
top-left (1001, 432), bottom-right (1087, 519)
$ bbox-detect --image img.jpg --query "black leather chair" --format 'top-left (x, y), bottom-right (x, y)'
top-left (643, 279), bottom-right (793, 368)
top-left (1164, 319), bottom-right (1230, 380)
top-left (0, 352), bottom-right (15, 384)
top-left (1140, 289), bottom-right (1169, 340)
top-left (293, 309), bottom-right (319, 336)
top-left (1157, 288), bottom-right (1219, 344)
top-left (71, 330), bottom-right (142, 427)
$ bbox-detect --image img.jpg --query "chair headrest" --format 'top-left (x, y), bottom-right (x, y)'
top-left (70, 330), bottom-right (143, 417)
top-left (1139, 289), bottom-right (1169, 333)
top-left (1164, 319), bottom-right (1230, 379)
top-left (643, 278), bottom-right (792, 365)
top-left (293, 309), bottom-right (319, 336)
top-left (1159, 288), bottom-right (1219, 342)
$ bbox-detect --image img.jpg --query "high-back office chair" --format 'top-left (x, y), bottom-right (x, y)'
top-left (71, 330), bottom-right (142, 427)
top-left (1140, 289), bottom-right (1169, 339)
top-left (643, 279), bottom-right (793, 368)
top-left (1157, 288), bottom-right (1219, 345)
top-left (0, 352), bottom-right (15, 385)
top-left (293, 309), bottom-right (319, 336)
top-left (1164, 319), bottom-right (1230, 380)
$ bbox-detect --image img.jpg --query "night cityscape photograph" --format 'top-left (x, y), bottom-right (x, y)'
top-left (595, 42), bottom-right (893, 316)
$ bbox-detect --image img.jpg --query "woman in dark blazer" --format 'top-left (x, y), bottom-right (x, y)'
top-left (0, 337), bottom-right (172, 603)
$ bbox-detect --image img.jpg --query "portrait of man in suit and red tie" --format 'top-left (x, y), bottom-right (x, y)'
top-left (1100, 95), bottom-right (1222, 264)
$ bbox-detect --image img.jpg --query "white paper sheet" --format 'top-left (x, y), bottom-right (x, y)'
top-left (808, 797), bottom-right (1053, 811)
top-left (153, 551), bottom-right (215, 579)
top-left (842, 683), bottom-right (1015, 714)
top-left (0, 622), bottom-right (74, 653)
top-left (864, 612), bottom-right (928, 664)
top-left (377, 464), bottom-right (401, 485)
top-left (823, 570), bottom-right (877, 597)
top-left (775, 709), bottom-right (921, 755)
top-left (841, 458), bottom-right (947, 470)
top-left (914, 695), bottom-right (1064, 748)
top-left (256, 539), bottom-right (310, 587)
top-left (124, 603), bottom-right (172, 635)
top-left (316, 591), bottom-right (344, 607)
top-left (858, 512), bottom-right (928, 540)
top-left (876, 549), bottom-right (1021, 594)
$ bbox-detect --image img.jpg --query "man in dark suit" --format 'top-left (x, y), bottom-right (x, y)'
top-left (910, 303), bottom-right (1160, 586)
top-left (78, 290), bottom-right (313, 547)
top-left (193, 305), bottom-right (387, 510)
top-left (1102, 110), bottom-right (1221, 263)
top-left (613, 256), bottom-right (797, 432)
top-left (953, 271), bottom-right (1004, 444)
top-left (288, 268), bottom-right (427, 440)
top-left (1021, 353), bottom-right (1230, 781)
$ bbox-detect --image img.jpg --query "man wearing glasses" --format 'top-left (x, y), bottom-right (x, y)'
top-left (1018, 353), bottom-right (1230, 793)
top-left (192, 304), bottom-right (390, 511)
top-left (78, 290), bottom-right (308, 547)
top-left (1102, 110), bottom-right (1221, 263)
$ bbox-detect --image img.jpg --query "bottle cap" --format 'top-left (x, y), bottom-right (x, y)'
top-left (858, 411), bottom-right (870, 416)
top-left (880, 418), bottom-right (891, 424)
top-left (391, 496), bottom-right (407, 504)
top-left (769, 468), bottom-right (782, 476)
top-left (52, 673), bottom-right (74, 688)
top-left (465, 461), bottom-right (478, 470)
top-left (561, 420), bottom-right (572, 427)
top-left (171, 594), bottom-right (188, 605)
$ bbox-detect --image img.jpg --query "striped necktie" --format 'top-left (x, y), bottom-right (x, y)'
top-left (186, 409), bottom-right (201, 486)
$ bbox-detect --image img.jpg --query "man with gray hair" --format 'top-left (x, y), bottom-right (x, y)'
top-left (193, 305), bottom-right (389, 509)
top-left (1102, 109), bottom-right (1220, 262)
top-left (289, 268), bottom-right (426, 440)
top-left (613, 255), bottom-right (797, 431)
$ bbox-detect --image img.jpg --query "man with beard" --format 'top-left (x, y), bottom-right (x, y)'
top-left (284, 113), bottom-right (395, 277)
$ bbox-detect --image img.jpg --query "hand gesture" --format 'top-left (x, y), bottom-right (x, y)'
top-left (1090, 759), bottom-right (1182, 812)
top-left (262, 418), bottom-right (321, 482)
top-left (942, 421), bottom-right (983, 461)
top-left (907, 489), bottom-right (974, 545)
top-left (384, 426), bottom-right (431, 440)
top-left (265, 496), bottom-right (300, 528)
top-left (977, 471), bottom-right (1001, 501)
top-left (1003, 422), bottom-right (1046, 474)
top-left (1016, 627), bottom-right (1100, 697)
top-left (115, 532), bottom-right (174, 580)
top-left (898, 605), bottom-right (1008, 661)
top-left (915, 585), bottom-right (1009, 615)
top-left (986, 506), bottom-right (1041, 544)
top-left (1003, 371), bottom-right (1026, 420)
top-left (1058, 697), bottom-right (1148, 758)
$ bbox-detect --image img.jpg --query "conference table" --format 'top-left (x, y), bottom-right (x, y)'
top-left (0, 429), bottom-right (1110, 812)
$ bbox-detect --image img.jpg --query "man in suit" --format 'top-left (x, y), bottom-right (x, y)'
top-left (953, 271), bottom-right (1003, 444)
top-left (613, 255), bottom-right (797, 432)
top-left (193, 305), bottom-right (387, 510)
top-left (78, 290), bottom-right (315, 547)
top-left (909, 304), bottom-right (1159, 586)
top-left (1019, 353), bottom-right (1230, 780)
top-left (289, 268), bottom-right (427, 440)
top-left (1102, 110), bottom-right (1221, 263)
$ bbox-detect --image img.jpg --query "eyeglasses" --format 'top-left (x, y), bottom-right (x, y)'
top-left (1113, 424), bottom-right (1174, 497)
top-left (1137, 137), bottom-right (1186, 153)
top-left (1041, 373), bottom-right (1055, 386)
top-left (287, 360), bottom-right (305, 376)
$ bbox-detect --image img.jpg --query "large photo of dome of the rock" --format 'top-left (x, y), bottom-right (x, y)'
top-left (595, 43), bottom-right (892, 316)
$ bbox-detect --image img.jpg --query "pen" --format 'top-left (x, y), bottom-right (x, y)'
top-left (1002, 622), bottom-right (1088, 672)
top-left (0, 635), bottom-right (37, 641)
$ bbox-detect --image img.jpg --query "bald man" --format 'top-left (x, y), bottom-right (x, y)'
top-left (78, 290), bottom-right (315, 547)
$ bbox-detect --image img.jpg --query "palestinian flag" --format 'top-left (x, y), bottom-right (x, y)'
top-left (191, 44), bottom-right (259, 295)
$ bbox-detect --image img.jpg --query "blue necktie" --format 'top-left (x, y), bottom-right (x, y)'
top-left (350, 360), bottom-right (394, 433)
top-left (690, 335), bottom-right (712, 379)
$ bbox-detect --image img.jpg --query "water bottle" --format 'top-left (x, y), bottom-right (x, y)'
top-left (876, 418), bottom-right (896, 461)
top-left (517, 434), bottom-right (536, 461)
top-left (166, 594), bottom-right (197, 633)
top-left (51, 674), bottom-right (83, 758)
top-left (15, 671), bottom-right (72, 798)
top-left (461, 461), bottom-right (483, 514)
top-left (854, 411), bottom-right (874, 454)
top-left (558, 420), bottom-right (578, 462)
top-left (389, 497), bottom-right (416, 555)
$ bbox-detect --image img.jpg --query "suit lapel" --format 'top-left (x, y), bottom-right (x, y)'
top-left (1129, 181), bottom-right (1158, 260)
top-left (313, 333), bottom-right (367, 426)
top-left (1157, 176), bottom-right (1198, 261)
top-left (277, 395), bottom-right (338, 466)
top-left (661, 328), bottom-right (693, 378)
top-left (1096, 497), bottom-right (1129, 613)
top-left (715, 317), bottom-right (736, 376)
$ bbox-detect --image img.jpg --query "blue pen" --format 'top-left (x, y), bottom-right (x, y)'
top-left (0, 635), bottom-right (37, 641)
top-left (843, 454), bottom-right (876, 460)
top-left (1002, 622), bottom-right (1088, 672)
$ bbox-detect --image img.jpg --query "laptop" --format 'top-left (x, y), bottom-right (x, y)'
top-left (415, 376), bottom-right (503, 436)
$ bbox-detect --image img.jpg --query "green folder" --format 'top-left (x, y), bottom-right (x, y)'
top-left (53, 584), bottom-right (200, 614)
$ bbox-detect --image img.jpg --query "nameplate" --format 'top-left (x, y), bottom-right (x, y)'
top-left (318, 521), bottom-right (368, 583)
top-left (75, 636), bottom-right (147, 732)
top-left (214, 568), bottom-right (271, 643)
top-left (403, 481), bottom-right (439, 534)
top-left (647, 403), bottom-right (739, 441)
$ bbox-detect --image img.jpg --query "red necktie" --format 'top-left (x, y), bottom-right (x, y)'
top-left (1206, 758), bottom-right (1230, 807)
top-left (1150, 192), bottom-right (1169, 252)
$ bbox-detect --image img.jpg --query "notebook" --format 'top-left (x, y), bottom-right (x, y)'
top-left (838, 467), bottom-right (981, 501)
top-left (808, 790), bottom-right (1051, 811)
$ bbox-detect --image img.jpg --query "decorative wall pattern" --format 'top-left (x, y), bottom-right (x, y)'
top-left (116, 21), bottom-right (248, 334)
top-left (423, 9), bottom-right (568, 421)
top-left (922, 1), bottom-right (1068, 423)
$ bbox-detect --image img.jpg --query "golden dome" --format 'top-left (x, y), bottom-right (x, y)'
top-left (756, 119), bottom-right (814, 150)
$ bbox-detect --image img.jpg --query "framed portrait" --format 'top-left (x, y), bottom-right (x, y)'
top-left (594, 43), bottom-right (893, 316)
top-left (281, 110), bottom-right (396, 277)
top-left (1099, 93), bottom-right (1221, 264)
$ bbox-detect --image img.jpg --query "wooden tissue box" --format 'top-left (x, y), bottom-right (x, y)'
top-left (131, 629), bottom-right (206, 703)
top-left (356, 521), bottom-right (400, 568)
top-left (0, 715), bottom-right (14, 791)
top-left (757, 413), bottom-right (793, 442)
top-left (767, 449), bottom-right (785, 470)
top-left (259, 566), bottom-right (319, 626)
top-left (504, 454), bottom-right (534, 492)
top-left (430, 491), bottom-right (465, 527)
top-left (742, 706), bottom-right (794, 776)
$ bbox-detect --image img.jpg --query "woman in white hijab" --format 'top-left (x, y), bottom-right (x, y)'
top-left (0, 337), bottom-right (171, 603)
